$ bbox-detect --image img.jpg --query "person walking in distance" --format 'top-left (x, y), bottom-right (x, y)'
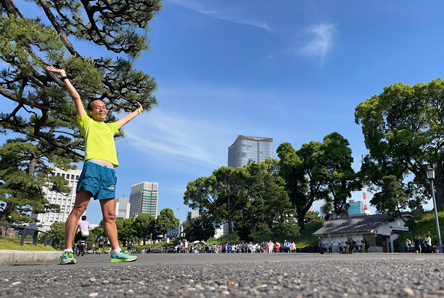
top-left (77, 215), bottom-right (90, 240)
top-left (74, 215), bottom-right (89, 255)
top-left (47, 66), bottom-right (142, 264)
top-left (425, 234), bottom-right (432, 253)
top-left (98, 235), bottom-right (105, 254)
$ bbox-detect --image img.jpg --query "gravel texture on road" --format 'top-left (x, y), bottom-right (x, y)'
top-left (1, 252), bottom-right (443, 297)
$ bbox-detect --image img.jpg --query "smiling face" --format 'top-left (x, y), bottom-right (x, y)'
top-left (88, 100), bottom-right (107, 121)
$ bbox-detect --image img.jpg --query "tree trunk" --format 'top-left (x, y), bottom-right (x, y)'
top-left (227, 196), bottom-right (233, 234)
top-left (0, 0), bottom-right (19, 15)
top-left (0, 203), bottom-right (17, 222)
top-left (227, 217), bottom-right (233, 235)
top-left (297, 211), bottom-right (305, 231)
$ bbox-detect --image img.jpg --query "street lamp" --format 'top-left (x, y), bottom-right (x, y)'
top-left (426, 167), bottom-right (443, 253)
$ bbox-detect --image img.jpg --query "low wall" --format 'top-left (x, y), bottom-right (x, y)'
top-left (0, 250), bottom-right (61, 265)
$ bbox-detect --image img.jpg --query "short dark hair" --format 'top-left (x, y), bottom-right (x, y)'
top-left (87, 99), bottom-right (104, 111)
top-left (82, 215), bottom-right (87, 220)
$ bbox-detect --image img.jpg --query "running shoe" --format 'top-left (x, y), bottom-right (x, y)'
top-left (59, 252), bottom-right (76, 265)
top-left (109, 252), bottom-right (138, 262)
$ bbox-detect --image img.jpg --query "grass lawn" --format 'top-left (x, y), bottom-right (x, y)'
top-left (0, 237), bottom-right (57, 251)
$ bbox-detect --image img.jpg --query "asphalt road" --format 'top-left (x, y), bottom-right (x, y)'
top-left (1, 252), bottom-right (444, 297)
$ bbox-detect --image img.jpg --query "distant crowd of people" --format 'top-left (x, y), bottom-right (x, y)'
top-left (175, 240), bottom-right (297, 254)
top-left (404, 235), bottom-right (440, 253)
top-left (319, 239), bottom-right (369, 254)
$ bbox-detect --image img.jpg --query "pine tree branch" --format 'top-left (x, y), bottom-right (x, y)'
top-left (37, 0), bottom-right (81, 57)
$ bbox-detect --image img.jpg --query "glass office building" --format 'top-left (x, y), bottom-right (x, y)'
top-left (228, 135), bottom-right (273, 168)
top-left (348, 200), bottom-right (364, 215)
top-left (129, 182), bottom-right (158, 218)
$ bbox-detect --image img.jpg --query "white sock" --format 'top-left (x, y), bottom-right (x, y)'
top-left (111, 248), bottom-right (121, 255)
top-left (64, 249), bottom-right (73, 253)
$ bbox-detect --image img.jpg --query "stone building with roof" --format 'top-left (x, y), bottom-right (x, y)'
top-left (313, 214), bottom-right (410, 253)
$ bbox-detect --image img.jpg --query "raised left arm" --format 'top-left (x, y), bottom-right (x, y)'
top-left (118, 102), bottom-right (143, 129)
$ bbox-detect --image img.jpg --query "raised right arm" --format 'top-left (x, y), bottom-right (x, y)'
top-left (46, 66), bottom-right (85, 118)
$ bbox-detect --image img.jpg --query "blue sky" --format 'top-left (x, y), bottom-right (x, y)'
top-left (4, 0), bottom-right (444, 224)
top-left (113, 0), bottom-right (444, 225)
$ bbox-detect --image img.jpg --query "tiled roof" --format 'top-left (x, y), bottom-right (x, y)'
top-left (313, 214), bottom-right (393, 236)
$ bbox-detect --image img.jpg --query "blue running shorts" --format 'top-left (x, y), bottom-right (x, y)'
top-left (76, 161), bottom-right (117, 200)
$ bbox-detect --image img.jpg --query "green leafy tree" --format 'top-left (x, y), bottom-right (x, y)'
top-left (211, 167), bottom-right (245, 235)
top-left (0, 0), bottom-right (161, 221)
top-left (277, 142), bottom-right (322, 231)
top-left (238, 160), bottom-right (298, 241)
top-left (278, 134), bottom-right (359, 228)
top-left (296, 141), bottom-right (330, 223)
top-left (184, 167), bottom-right (242, 235)
top-left (355, 80), bottom-right (442, 210)
top-left (149, 219), bottom-right (162, 241)
top-left (115, 217), bottom-right (135, 247)
top-left (155, 208), bottom-right (179, 238)
top-left (133, 213), bottom-right (155, 243)
top-left (371, 175), bottom-right (407, 214)
top-left (47, 221), bottom-right (65, 250)
top-left (304, 211), bottom-right (324, 223)
top-left (184, 160), bottom-right (299, 241)
top-left (233, 163), bottom-right (264, 241)
top-left (320, 132), bottom-right (361, 216)
top-left (0, 140), bottom-right (64, 223)
top-left (182, 213), bottom-right (216, 242)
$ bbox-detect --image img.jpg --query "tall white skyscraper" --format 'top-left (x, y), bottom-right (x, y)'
top-left (228, 135), bottom-right (273, 168)
top-left (129, 182), bottom-right (158, 219)
top-left (115, 196), bottom-right (131, 219)
top-left (31, 167), bottom-right (82, 231)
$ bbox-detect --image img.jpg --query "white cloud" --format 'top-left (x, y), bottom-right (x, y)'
top-left (124, 108), bottom-right (230, 170)
top-left (300, 23), bottom-right (337, 62)
top-left (120, 80), bottom-right (302, 175)
top-left (167, 0), bottom-right (270, 31)
top-left (216, 15), bottom-right (270, 31)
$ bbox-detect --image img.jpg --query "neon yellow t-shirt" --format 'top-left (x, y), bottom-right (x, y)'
top-left (77, 113), bottom-right (120, 167)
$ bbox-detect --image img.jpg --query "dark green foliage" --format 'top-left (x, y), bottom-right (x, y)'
top-left (115, 217), bottom-right (135, 247)
top-left (399, 210), bottom-right (444, 249)
top-left (155, 208), bottom-right (179, 237)
top-left (320, 133), bottom-right (361, 216)
top-left (277, 133), bottom-right (358, 230)
top-left (183, 167), bottom-right (237, 234)
top-left (184, 160), bottom-right (300, 241)
top-left (184, 133), bottom-right (357, 239)
top-left (0, 139), bottom-right (64, 223)
top-left (182, 213), bottom-right (216, 242)
top-left (0, 0), bottom-right (161, 222)
top-left (355, 79), bottom-right (444, 211)
top-left (47, 221), bottom-right (65, 250)
top-left (132, 213), bottom-right (155, 242)
top-left (304, 211), bottom-right (324, 223)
